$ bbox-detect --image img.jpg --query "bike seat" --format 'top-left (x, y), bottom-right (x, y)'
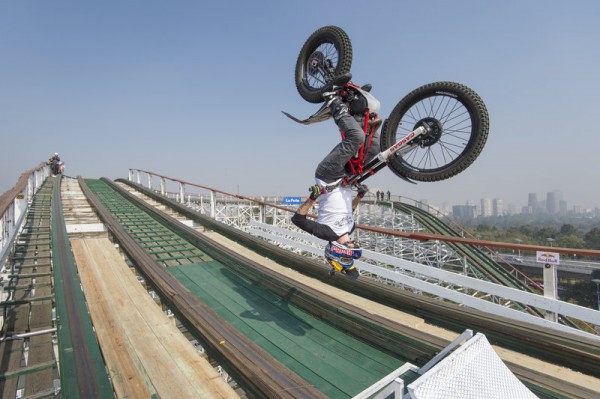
top-left (324, 72), bottom-right (352, 91)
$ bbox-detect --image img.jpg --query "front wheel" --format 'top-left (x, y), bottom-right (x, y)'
top-left (295, 26), bottom-right (353, 103)
top-left (380, 82), bottom-right (489, 182)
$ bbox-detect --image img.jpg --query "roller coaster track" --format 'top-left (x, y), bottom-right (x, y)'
top-left (79, 177), bottom-right (332, 398)
top-left (51, 177), bottom-right (114, 397)
top-left (394, 202), bottom-right (534, 290)
top-left (391, 202), bottom-right (596, 332)
top-left (4, 171), bottom-right (600, 397)
top-left (1, 175), bottom-right (577, 398)
top-left (109, 178), bottom-right (600, 392)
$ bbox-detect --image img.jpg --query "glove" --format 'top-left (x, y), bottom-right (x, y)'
top-left (308, 184), bottom-right (322, 201)
top-left (357, 184), bottom-right (369, 198)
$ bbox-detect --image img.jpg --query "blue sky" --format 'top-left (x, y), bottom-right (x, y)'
top-left (1, 1), bottom-right (599, 210)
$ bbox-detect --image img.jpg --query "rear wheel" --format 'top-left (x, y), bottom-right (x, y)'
top-left (295, 26), bottom-right (352, 103)
top-left (380, 82), bottom-right (489, 182)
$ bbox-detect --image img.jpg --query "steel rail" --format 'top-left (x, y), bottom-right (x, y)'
top-left (117, 178), bottom-right (600, 385)
top-left (51, 177), bottom-right (113, 398)
top-left (79, 177), bottom-right (326, 399)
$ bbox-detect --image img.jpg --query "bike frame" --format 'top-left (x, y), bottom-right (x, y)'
top-left (283, 80), bottom-right (432, 188)
top-left (343, 124), bottom-right (429, 186)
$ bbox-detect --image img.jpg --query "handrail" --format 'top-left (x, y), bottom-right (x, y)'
top-left (0, 163), bottom-right (49, 265)
top-left (0, 162), bottom-right (47, 216)
top-left (248, 220), bottom-right (600, 336)
top-left (129, 168), bottom-right (600, 258)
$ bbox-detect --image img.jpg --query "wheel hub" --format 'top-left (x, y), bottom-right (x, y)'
top-left (307, 50), bottom-right (335, 80)
top-left (414, 117), bottom-right (443, 147)
top-left (308, 51), bottom-right (325, 77)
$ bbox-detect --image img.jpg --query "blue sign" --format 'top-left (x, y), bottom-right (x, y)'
top-left (283, 197), bottom-right (302, 205)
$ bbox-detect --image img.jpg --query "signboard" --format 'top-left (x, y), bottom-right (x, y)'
top-left (536, 251), bottom-right (560, 265)
top-left (282, 197), bottom-right (302, 205)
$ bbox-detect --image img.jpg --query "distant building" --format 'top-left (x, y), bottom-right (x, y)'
top-left (559, 199), bottom-right (567, 214)
top-left (546, 191), bottom-right (558, 214)
top-left (506, 203), bottom-right (518, 215)
top-left (452, 204), bottom-right (477, 219)
top-left (528, 193), bottom-right (538, 212)
top-left (492, 198), bottom-right (504, 216)
top-left (480, 198), bottom-right (492, 217)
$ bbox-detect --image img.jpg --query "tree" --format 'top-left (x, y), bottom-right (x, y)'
top-left (559, 234), bottom-right (584, 249)
top-left (560, 224), bottom-right (578, 236)
top-left (584, 227), bottom-right (600, 249)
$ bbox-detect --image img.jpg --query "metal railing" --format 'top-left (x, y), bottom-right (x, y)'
top-left (128, 169), bottom-right (600, 334)
top-left (0, 163), bottom-right (49, 266)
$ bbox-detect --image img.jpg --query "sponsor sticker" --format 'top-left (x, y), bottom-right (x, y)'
top-left (282, 197), bottom-right (302, 205)
top-left (536, 251), bottom-right (560, 265)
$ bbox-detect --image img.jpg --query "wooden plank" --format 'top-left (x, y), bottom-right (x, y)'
top-left (72, 237), bottom-right (238, 399)
top-left (23, 334), bottom-right (56, 396)
top-left (0, 340), bottom-right (22, 398)
top-left (72, 239), bottom-right (155, 399)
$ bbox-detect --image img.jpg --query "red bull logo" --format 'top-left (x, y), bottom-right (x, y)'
top-left (330, 245), bottom-right (353, 257)
top-left (536, 251), bottom-right (560, 265)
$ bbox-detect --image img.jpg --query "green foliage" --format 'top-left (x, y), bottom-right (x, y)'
top-left (458, 214), bottom-right (600, 250)
top-left (584, 227), bottom-right (600, 249)
top-left (560, 224), bottom-right (578, 236)
top-left (561, 281), bottom-right (598, 310)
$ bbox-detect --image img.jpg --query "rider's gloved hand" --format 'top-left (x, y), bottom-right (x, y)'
top-left (357, 184), bottom-right (369, 198)
top-left (308, 184), bottom-right (322, 201)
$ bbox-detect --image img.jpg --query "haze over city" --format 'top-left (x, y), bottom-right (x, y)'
top-left (2, 1), bottom-right (599, 209)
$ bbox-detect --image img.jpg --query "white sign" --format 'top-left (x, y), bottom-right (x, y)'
top-left (536, 251), bottom-right (560, 265)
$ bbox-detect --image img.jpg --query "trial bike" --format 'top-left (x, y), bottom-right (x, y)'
top-left (284, 26), bottom-right (490, 187)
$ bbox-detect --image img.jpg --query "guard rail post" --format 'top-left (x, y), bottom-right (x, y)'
top-left (210, 190), bottom-right (216, 218)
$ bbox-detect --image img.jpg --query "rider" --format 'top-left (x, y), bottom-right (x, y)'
top-left (48, 152), bottom-right (61, 174)
top-left (291, 88), bottom-right (380, 274)
top-left (49, 152), bottom-right (60, 163)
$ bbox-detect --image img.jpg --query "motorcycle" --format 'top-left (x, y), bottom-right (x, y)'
top-left (284, 26), bottom-right (490, 187)
top-left (50, 160), bottom-right (64, 175)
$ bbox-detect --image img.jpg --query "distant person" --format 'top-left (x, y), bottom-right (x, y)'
top-left (387, 190), bottom-right (391, 201)
top-left (48, 152), bottom-right (60, 164)
top-left (48, 152), bottom-right (63, 175)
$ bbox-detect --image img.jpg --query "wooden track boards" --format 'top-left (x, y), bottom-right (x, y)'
top-left (71, 237), bottom-right (238, 399)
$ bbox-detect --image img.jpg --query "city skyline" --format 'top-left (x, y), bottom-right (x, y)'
top-left (424, 188), bottom-right (599, 218)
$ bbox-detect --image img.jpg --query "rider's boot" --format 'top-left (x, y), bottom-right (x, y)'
top-left (323, 93), bottom-right (349, 121)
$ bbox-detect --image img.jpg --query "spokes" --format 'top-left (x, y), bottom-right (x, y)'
top-left (397, 94), bottom-right (473, 172)
top-left (305, 42), bottom-right (338, 89)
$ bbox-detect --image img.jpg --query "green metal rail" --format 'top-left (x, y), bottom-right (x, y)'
top-left (51, 176), bottom-right (113, 398)
top-left (86, 179), bottom-right (208, 266)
